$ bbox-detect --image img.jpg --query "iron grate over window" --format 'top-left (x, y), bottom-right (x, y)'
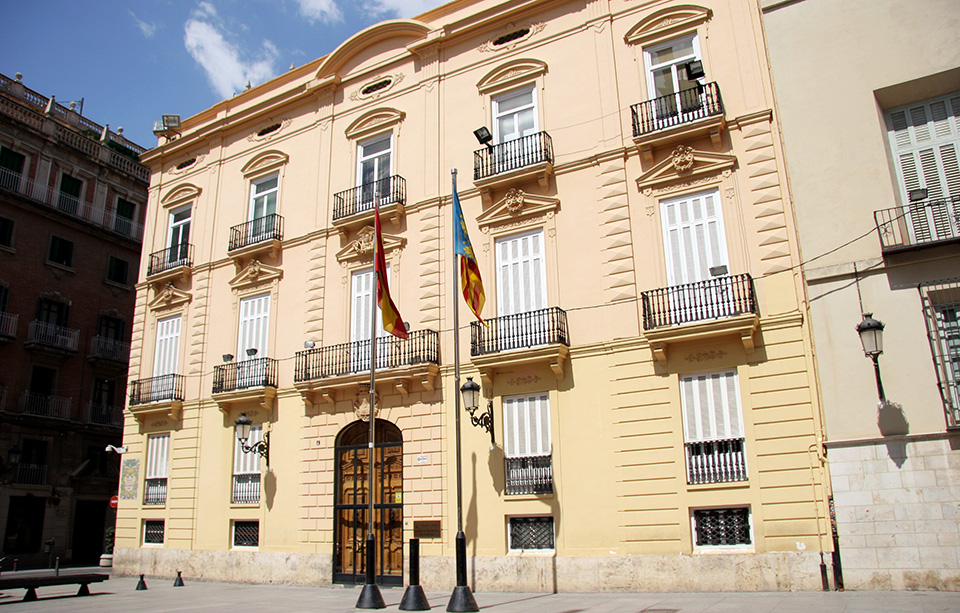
top-left (509, 517), bottom-right (554, 550)
top-left (694, 508), bottom-right (750, 547)
top-left (144, 520), bottom-right (164, 544)
top-left (234, 520), bottom-right (259, 547)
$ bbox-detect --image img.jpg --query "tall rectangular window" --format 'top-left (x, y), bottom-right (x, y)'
top-left (115, 198), bottom-right (136, 236)
top-left (248, 174), bottom-right (278, 241)
top-left (680, 370), bottom-right (747, 484)
top-left (493, 86), bottom-right (538, 144)
top-left (106, 256), bottom-right (129, 285)
top-left (144, 433), bottom-right (170, 505)
top-left (58, 173), bottom-right (82, 214)
top-left (153, 315), bottom-right (182, 378)
top-left (495, 230), bottom-right (547, 351)
top-left (357, 133), bottom-right (392, 205)
top-left (233, 424), bottom-right (262, 504)
top-left (0, 216), bottom-right (13, 248)
top-left (503, 393), bottom-right (552, 495)
top-left (238, 294), bottom-right (270, 358)
top-left (350, 268), bottom-right (388, 372)
top-left (0, 146), bottom-right (25, 192)
top-left (644, 35), bottom-right (703, 119)
top-left (166, 205), bottom-right (191, 264)
top-left (660, 189), bottom-right (728, 286)
top-left (36, 297), bottom-right (69, 327)
top-left (48, 236), bottom-right (74, 267)
top-left (920, 278), bottom-right (960, 427)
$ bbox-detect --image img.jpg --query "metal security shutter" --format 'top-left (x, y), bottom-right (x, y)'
top-left (238, 294), bottom-right (270, 358)
top-left (146, 433), bottom-right (170, 479)
top-left (503, 393), bottom-right (551, 458)
top-left (153, 315), bottom-right (181, 377)
top-left (680, 370), bottom-right (743, 443)
top-left (660, 189), bottom-right (728, 286)
top-left (496, 230), bottom-right (546, 317)
top-left (234, 425), bottom-right (263, 475)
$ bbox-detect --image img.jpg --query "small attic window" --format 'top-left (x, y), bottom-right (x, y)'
top-left (362, 79), bottom-right (392, 96)
top-left (176, 158), bottom-right (196, 170)
top-left (493, 28), bottom-right (530, 46)
top-left (257, 123), bottom-right (282, 137)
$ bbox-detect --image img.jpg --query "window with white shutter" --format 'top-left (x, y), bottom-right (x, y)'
top-left (153, 315), bottom-right (181, 377)
top-left (144, 433), bottom-right (170, 505)
top-left (660, 189), bottom-right (728, 287)
top-left (503, 393), bottom-right (553, 495)
top-left (233, 424), bottom-right (262, 504)
top-left (350, 267), bottom-right (390, 372)
top-left (493, 87), bottom-right (538, 144)
top-left (238, 294), bottom-right (270, 358)
top-left (679, 370), bottom-right (747, 484)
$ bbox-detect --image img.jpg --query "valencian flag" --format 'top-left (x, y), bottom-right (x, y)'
top-left (453, 180), bottom-right (485, 322)
top-left (374, 202), bottom-right (408, 339)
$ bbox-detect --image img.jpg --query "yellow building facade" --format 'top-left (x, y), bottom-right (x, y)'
top-left (116, 0), bottom-right (831, 591)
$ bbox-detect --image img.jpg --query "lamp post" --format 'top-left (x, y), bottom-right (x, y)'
top-left (461, 377), bottom-right (495, 447)
top-left (234, 413), bottom-right (269, 465)
top-left (856, 313), bottom-right (886, 403)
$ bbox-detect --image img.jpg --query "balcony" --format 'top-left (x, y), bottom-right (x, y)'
top-left (146, 243), bottom-right (194, 283)
top-left (332, 175), bottom-right (406, 232)
top-left (84, 401), bottom-right (124, 427)
top-left (25, 320), bottom-right (79, 354)
top-left (228, 214), bottom-right (284, 259)
top-left (233, 473), bottom-right (261, 504)
top-left (473, 132), bottom-right (553, 204)
top-left (875, 195), bottom-right (960, 253)
top-left (685, 438), bottom-right (748, 485)
top-left (294, 329), bottom-right (440, 406)
top-left (470, 307), bottom-right (569, 386)
top-left (0, 312), bottom-right (17, 341)
top-left (88, 336), bottom-right (130, 366)
top-left (17, 392), bottom-right (71, 419)
top-left (212, 357), bottom-right (279, 412)
top-left (641, 274), bottom-right (759, 364)
top-left (144, 478), bottom-right (167, 505)
top-left (630, 82), bottom-right (725, 160)
top-left (505, 454), bottom-right (553, 496)
top-left (128, 374), bottom-right (185, 421)
top-left (15, 463), bottom-right (47, 486)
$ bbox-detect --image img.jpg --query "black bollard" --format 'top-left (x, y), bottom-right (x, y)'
top-left (399, 538), bottom-right (430, 611)
top-left (173, 570), bottom-right (185, 587)
top-left (135, 574), bottom-right (148, 590)
top-left (355, 533), bottom-right (385, 609)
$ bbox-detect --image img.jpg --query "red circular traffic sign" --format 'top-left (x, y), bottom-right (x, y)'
top-left (110, 496), bottom-right (119, 509)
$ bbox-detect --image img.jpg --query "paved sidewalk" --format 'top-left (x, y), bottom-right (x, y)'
top-left (0, 570), bottom-right (956, 612)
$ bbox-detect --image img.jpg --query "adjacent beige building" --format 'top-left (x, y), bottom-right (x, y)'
top-left (762, 0), bottom-right (960, 591)
top-left (115, 0), bottom-right (831, 591)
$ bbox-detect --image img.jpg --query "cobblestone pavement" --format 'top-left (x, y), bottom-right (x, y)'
top-left (0, 570), bottom-right (957, 612)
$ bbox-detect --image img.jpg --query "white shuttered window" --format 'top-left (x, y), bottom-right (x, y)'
top-left (234, 425), bottom-right (263, 475)
top-left (153, 315), bottom-right (181, 377)
top-left (680, 370), bottom-right (744, 443)
top-left (887, 92), bottom-right (960, 201)
top-left (238, 294), bottom-right (270, 357)
top-left (350, 268), bottom-right (387, 342)
top-left (496, 230), bottom-right (546, 316)
top-left (146, 433), bottom-right (170, 479)
top-left (660, 189), bottom-right (728, 286)
top-left (503, 393), bottom-right (551, 458)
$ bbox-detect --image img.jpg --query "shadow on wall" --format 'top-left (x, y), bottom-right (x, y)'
top-left (878, 400), bottom-right (909, 467)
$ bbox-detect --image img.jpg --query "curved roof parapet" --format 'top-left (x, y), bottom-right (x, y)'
top-left (315, 20), bottom-right (432, 80)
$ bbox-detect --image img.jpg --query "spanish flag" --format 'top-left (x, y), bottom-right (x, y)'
top-left (375, 202), bottom-right (407, 339)
top-left (453, 182), bottom-right (485, 323)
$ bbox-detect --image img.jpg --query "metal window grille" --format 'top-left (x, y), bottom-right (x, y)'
top-left (232, 473), bottom-right (261, 504)
top-left (234, 521), bottom-right (259, 547)
top-left (693, 508), bottom-right (750, 547)
top-left (919, 278), bottom-right (960, 427)
top-left (509, 517), bottom-right (554, 550)
top-left (143, 520), bottom-right (164, 544)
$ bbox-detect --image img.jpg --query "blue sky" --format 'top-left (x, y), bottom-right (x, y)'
top-left (1, 0), bottom-right (445, 149)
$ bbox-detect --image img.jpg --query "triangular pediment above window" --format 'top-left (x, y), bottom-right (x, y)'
top-left (345, 108), bottom-right (405, 140)
top-left (241, 150), bottom-right (289, 177)
top-left (636, 146), bottom-right (736, 193)
top-left (148, 283), bottom-right (192, 311)
top-left (476, 59), bottom-right (548, 94)
top-left (229, 260), bottom-right (283, 291)
top-left (161, 183), bottom-right (202, 207)
top-left (624, 5), bottom-right (712, 45)
top-left (476, 189), bottom-right (559, 231)
top-left (336, 226), bottom-right (406, 263)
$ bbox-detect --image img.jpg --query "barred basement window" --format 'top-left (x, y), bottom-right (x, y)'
top-left (361, 79), bottom-right (392, 95)
top-left (508, 517), bottom-right (554, 551)
top-left (493, 28), bottom-right (530, 46)
top-left (693, 507), bottom-right (751, 547)
top-left (257, 122), bottom-right (282, 137)
top-left (176, 158), bottom-right (196, 170)
top-left (233, 520), bottom-right (259, 547)
top-left (143, 520), bottom-right (164, 545)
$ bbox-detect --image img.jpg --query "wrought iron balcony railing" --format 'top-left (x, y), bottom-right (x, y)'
top-left (213, 357), bottom-right (278, 393)
top-left (129, 374), bottom-right (185, 406)
top-left (18, 392), bottom-right (71, 419)
top-left (147, 243), bottom-right (194, 276)
top-left (144, 478), bottom-right (167, 505)
top-left (84, 402), bottom-right (124, 426)
top-left (26, 320), bottom-right (79, 351)
top-left (15, 463), bottom-right (47, 485)
top-left (505, 454), bottom-right (554, 495)
top-left (229, 214), bottom-right (284, 251)
top-left (0, 312), bottom-right (17, 339)
top-left (474, 131), bottom-right (554, 181)
top-left (333, 175), bottom-right (406, 221)
top-left (295, 329), bottom-right (439, 382)
top-left (641, 273), bottom-right (757, 330)
top-left (233, 473), bottom-right (261, 504)
top-left (874, 195), bottom-right (960, 252)
top-left (631, 82), bottom-right (724, 137)
top-left (88, 336), bottom-right (130, 362)
top-left (685, 438), bottom-right (747, 485)
top-left (470, 307), bottom-right (569, 356)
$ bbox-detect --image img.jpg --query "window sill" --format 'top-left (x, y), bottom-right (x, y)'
top-left (503, 492), bottom-right (554, 501)
top-left (0, 244), bottom-right (15, 255)
top-left (687, 480), bottom-right (750, 492)
top-left (692, 547), bottom-right (755, 555)
top-left (44, 260), bottom-right (76, 275)
top-left (104, 279), bottom-right (132, 292)
top-left (229, 502), bottom-right (261, 509)
top-left (507, 549), bottom-right (555, 556)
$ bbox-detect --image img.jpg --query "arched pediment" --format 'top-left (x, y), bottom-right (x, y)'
top-left (477, 59), bottom-right (548, 94)
top-left (315, 20), bottom-right (430, 80)
top-left (241, 150), bottom-right (289, 177)
top-left (345, 108), bottom-right (406, 140)
top-left (161, 183), bottom-right (202, 207)
top-left (624, 5), bottom-right (712, 45)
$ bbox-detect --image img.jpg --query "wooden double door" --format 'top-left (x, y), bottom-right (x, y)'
top-left (333, 419), bottom-right (403, 585)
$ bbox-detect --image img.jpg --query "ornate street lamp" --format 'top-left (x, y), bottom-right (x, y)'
top-left (460, 377), bottom-right (495, 447)
top-left (234, 413), bottom-right (269, 465)
top-left (856, 313), bottom-right (886, 403)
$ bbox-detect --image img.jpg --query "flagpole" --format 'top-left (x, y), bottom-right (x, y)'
top-left (448, 169), bottom-right (478, 612)
top-left (357, 202), bottom-right (385, 610)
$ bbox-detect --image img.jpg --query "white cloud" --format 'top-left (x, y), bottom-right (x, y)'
top-left (364, 0), bottom-right (440, 19)
top-left (296, 0), bottom-right (343, 24)
top-left (184, 8), bottom-right (278, 99)
top-left (129, 10), bottom-right (158, 38)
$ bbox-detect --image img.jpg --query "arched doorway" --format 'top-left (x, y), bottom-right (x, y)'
top-left (333, 419), bottom-right (403, 585)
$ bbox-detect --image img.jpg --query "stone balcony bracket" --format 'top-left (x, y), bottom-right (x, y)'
top-left (213, 386), bottom-right (277, 416)
top-left (471, 344), bottom-right (569, 389)
top-left (645, 313), bottom-right (759, 365)
top-left (295, 362), bottom-right (439, 411)
top-left (128, 400), bottom-right (183, 424)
